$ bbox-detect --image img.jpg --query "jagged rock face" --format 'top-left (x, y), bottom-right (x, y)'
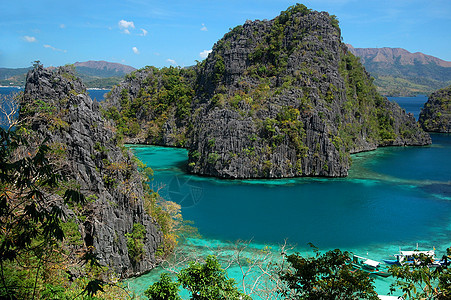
top-left (187, 6), bottom-right (430, 178)
top-left (419, 86), bottom-right (451, 133)
top-left (20, 65), bottom-right (162, 278)
top-left (104, 4), bottom-right (431, 179)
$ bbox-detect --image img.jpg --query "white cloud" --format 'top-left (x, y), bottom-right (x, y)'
top-left (199, 49), bottom-right (212, 59)
top-left (166, 58), bottom-right (177, 66)
top-left (44, 44), bottom-right (67, 53)
top-left (200, 23), bottom-right (208, 31)
top-left (119, 20), bottom-right (135, 34)
top-left (132, 47), bottom-right (140, 54)
top-left (140, 28), bottom-right (148, 36)
top-left (24, 36), bottom-right (37, 43)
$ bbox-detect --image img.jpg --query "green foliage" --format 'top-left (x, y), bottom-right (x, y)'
top-left (82, 77), bottom-right (123, 89)
top-left (338, 49), bottom-right (401, 148)
top-left (60, 218), bottom-right (83, 246)
top-left (278, 4), bottom-right (311, 24)
top-left (103, 66), bottom-right (196, 142)
top-left (190, 150), bottom-right (201, 161)
top-left (0, 127), bottom-right (116, 299)
top-left (389, 248), bottom-right (451, 299)
top-left (207, 152), bottom-right (221, 164)
top-left (146, 255), bottom-right (250, 300)
top-left (330, 15), bottom-right (339, 29)
top-left (279, 245), bottom-right (378, 299)
top-left (213, 54), bottom-right (226, 83)
top-left (276, 106), bottom-right (300, 122)
top-left (145, 273), bottom-right (181, 300)
top-left (208, 138), bottom-right (216, 148)
top-left (144, 190), bottom-right (196, 259)
top-left (126, 223), bottom-right (147, 265)
top-left (179, 255), bottom-right (251, 299)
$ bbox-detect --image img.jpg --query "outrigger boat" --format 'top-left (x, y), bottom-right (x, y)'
top-left (350, 255), bottom-right (391, 277)
top-left (383, 249), bottom-right (442, 267)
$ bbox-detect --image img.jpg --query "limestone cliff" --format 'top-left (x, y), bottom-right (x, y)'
top-left (19, 65), bottom-right (162, 278)
top-left (105, 4), bottom-right (431, 179)
top-left (419, 86), bottom-right (451, 133)
top-left (187, 5), bottom-right (430, 178)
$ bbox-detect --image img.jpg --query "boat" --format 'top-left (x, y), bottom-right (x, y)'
top-left (350, 254), bottom-right (391, 277)
top-left (383, 249), bottom-right (442, 267)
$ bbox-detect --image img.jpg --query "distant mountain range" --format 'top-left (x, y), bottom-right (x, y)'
top-left (2, 49), bottom-right (450, 95)
top-left (0, 61), bottom-right (136, 89)
top-left (73, 61), bottom-right (136, 78)
top-left (347, 45), bottom-right (451, 96)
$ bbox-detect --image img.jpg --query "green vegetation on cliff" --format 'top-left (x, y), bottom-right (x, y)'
top-left (104, 66), bottom-right (196, 146)
top-left (103, 3), bottom-right (430, 179)
top-left (419, 85), bottom-right (451, 133)
top-left (185, 4), bottom-right (430, 178)
top-left (0, 65), bottom-right (193, 298)
top-left (0, 126), bottom-right (113, 299)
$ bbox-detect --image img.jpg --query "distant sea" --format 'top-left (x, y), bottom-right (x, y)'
top-left (0, 86), bottom-right (109, 101)
top-left (388, 95), bottom-right (428, 120)
top-left (0, 87), bottom-right (109, 129)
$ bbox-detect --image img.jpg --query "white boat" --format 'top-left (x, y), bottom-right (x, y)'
top-left (350, 254), bottom-right (391, 277)
top-left (383, 250), bottom-right (441, 267)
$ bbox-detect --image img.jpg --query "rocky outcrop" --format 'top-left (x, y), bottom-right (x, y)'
top-left (419, 86), bottom-right (451, 133)
top-left (20, 65), bottom-right (162, 278)
top-left (186, 5), bottom-right (430, 178)
top-left (104, 4), bottom-right (431, 179)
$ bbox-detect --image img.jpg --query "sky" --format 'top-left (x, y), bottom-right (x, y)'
top-left (1, 0), bottom-right (450, 69)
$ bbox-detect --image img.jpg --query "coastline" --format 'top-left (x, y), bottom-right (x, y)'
top-left (0, 85), bottom-right (23, 89)
top-left (0, 86), bottom-right (110, 90)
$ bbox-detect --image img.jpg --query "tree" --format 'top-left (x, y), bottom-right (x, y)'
top-left (279, 245), bottom-right (378, 300)
top-left (145, 273), bottom-right (181, 300)
top-left (145, 255), bottom-right (251, 300)
top-left (389, 248), bottom-right (451, 299)
top-left (0, 125), bottom-right (111, 299)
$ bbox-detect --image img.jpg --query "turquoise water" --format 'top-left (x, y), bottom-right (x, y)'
top-left (126, 97), bottom-right (451, 298)
top-left (128, 135), bottom-right (451, 250)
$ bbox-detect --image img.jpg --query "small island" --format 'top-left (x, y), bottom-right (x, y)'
top-left (419, 85), bottom-right (451, 133)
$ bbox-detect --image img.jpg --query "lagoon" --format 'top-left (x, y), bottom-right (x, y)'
top-left (2, 86), bottom-right (449, 296)
top-left (127, 96), bottom-right (451, 297)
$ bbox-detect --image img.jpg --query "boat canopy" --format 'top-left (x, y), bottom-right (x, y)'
top-left (399, 250), bottom-right (434, 257)
top-left (364, 259), bottom-right (380, 267)
top-left (353, 255), bottom-right (381, 267)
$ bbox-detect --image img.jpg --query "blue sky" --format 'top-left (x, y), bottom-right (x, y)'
top-left (1, 0), bottom-right (450, 69)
